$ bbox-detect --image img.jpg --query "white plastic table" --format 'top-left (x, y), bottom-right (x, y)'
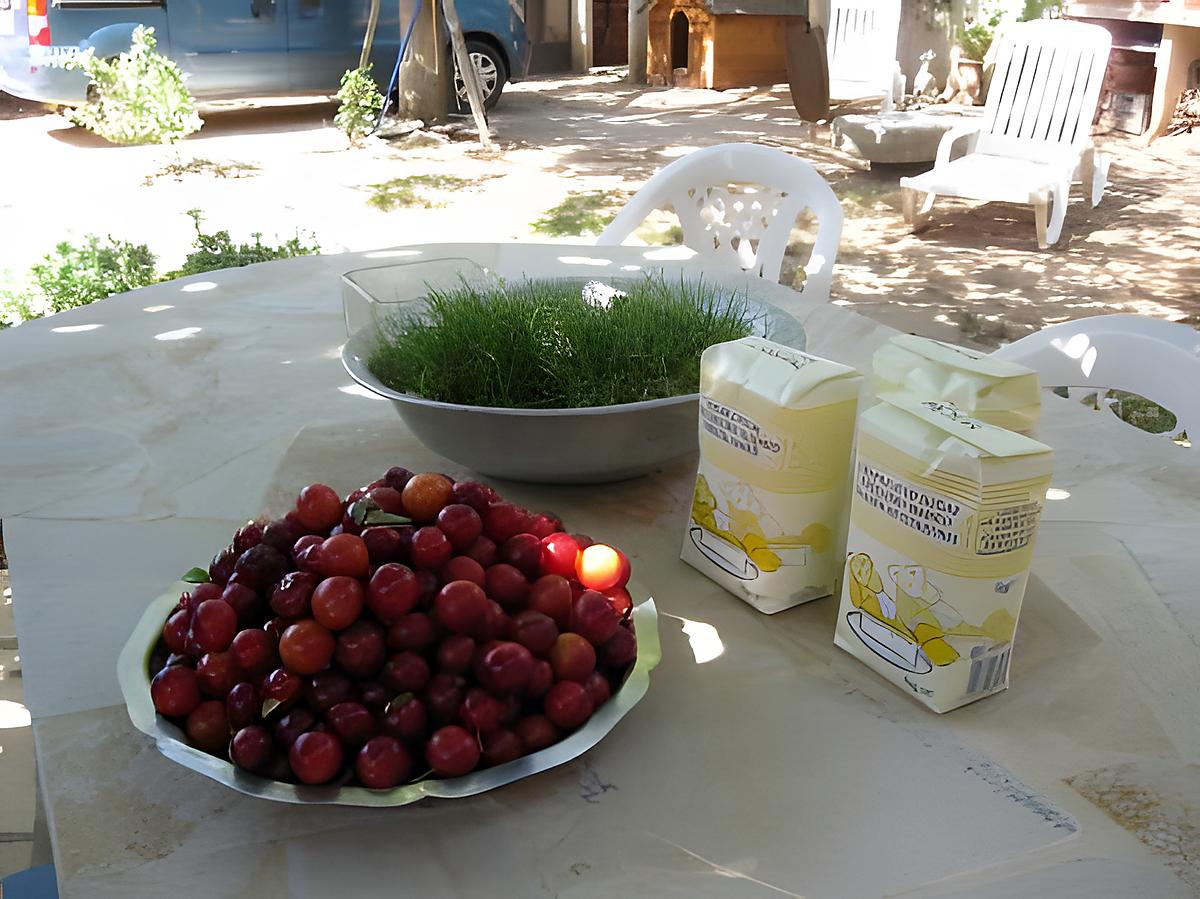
top-left (2, 245), bottom-right (1198, 898)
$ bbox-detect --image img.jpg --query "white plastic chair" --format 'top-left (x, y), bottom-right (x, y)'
top-left (899, 20), bottom-right (1112, 248)
top-left (992, 314), bottom-right (1200, 437)
top-left (597, 143), bottom-right (844, 299)
top-left (825, 0), bottom-right (904, 111)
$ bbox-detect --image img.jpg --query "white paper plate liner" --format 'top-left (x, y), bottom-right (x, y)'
top-left (118, 582), bottom-right (660, 807)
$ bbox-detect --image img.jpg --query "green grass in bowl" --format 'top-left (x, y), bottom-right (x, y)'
top-left (366, 276), bottom-right (758, 409)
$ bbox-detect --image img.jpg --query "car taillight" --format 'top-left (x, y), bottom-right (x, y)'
top-left (27, 0), bottom-right (51, 47)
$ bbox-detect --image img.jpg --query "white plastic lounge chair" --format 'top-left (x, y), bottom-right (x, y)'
top-left (900, 20), bottom-right (1112, 248)
top-left (992, 314), bottom-right (1200, 437)
top-left (597, 143), bottom-right (844, 299)
top-left (825, 0), bottom-right (903, 112)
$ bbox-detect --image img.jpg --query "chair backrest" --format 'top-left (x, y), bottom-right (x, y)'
top-left (976, 20), bottom-right (1111, 161)
top-left (991, 314), bottom-right (1200, 438)
top-left (825, 0), bottom-right (902, 99)
top-left (597, 143), bottom-right (844, 299)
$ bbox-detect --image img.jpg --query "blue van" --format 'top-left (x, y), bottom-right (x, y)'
top-left (0, 0), bottom-right (529, 109)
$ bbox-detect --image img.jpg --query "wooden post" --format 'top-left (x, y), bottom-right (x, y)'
top-left (359, 0), bottom-right (382, 69)
top-left (442, 0), bottom-right (494, 150)
top-left (628, 0), bottom-right (648, 83)
top-left (395, 0), bottom-right (449, 123)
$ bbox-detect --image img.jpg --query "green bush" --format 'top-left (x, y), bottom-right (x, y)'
top-left (0, 211), bottom-right (321, 327)
top-left (64, 26), bottom-right (202, 145)
top-left (1, 236), bottom-right (157, 327)
top-left (1107, 390), bottom-right (1179, 435)
top-left (335, 66), bottom-right (384, 145)
top-left (1019, 0), bottom-right (1063, 20)
top-left (164, 209), bottom-right (320, 279)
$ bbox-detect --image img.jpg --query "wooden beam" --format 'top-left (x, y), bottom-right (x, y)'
top-left (443, 0), bottom-right (495, 150)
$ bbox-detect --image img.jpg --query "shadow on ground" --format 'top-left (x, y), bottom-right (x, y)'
top-left (493, 73), bottom-right (1200, 346)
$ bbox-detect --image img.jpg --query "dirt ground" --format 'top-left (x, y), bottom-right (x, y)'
top-left (1, 72), bottom-right (1197, 347)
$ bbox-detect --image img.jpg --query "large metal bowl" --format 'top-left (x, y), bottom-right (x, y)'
top-left (340, 274), bottom-right (806, 484)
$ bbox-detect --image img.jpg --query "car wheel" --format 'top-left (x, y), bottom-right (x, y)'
top-left (453, 40), bottom-right (506, 111)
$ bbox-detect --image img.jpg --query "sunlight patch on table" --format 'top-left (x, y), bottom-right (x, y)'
top-left (0, 700), bottom-right (31, 729)
top-left (557, 255), bottom-right (612, 267)
top-left (665, 613), bottom-right (725, 664)
top-left (642, 247), bottom-right (694, 261)
top-left (154, 327), bottom-right (202, 341)
top-left (50, 324), bottom-right (102, 334)
top-left (363, 249), bottom-right (424, 259)
top-left (338, 384), bottom-right (387, 401)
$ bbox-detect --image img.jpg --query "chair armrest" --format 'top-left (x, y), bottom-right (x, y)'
top-left (933, 125), bottom-right (982, 168)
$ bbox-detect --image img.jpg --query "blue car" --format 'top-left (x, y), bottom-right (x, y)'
top-left (0, 0), bottom-right (528, 109)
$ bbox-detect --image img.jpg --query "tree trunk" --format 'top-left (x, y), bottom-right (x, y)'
top-left (627, 0), bottom-right (648, 84)
top-left (395, 0), bottom-right (449, 123)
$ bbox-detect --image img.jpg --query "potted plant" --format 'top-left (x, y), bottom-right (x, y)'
top-left (340, 271), bottom-right (806, 483)
top-left (943, 11), bottom-right (1002, 104)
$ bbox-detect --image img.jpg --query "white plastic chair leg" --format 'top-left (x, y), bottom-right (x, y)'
top-left (1032, 183), bottom-right (1067, 248)
top-left (1092, 152), bottom-right (1110, 207)
top-left (1032, 188), bottom-right (1049, 248)
top-left (902, 187), bottom-right (934, 232)
top-left (1079, 147), bottom-right (1108, 207)
top-left (1047, 180), bottom-right (1068, 246)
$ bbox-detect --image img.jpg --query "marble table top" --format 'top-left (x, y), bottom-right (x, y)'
top-left (1, 244), bottom-right (1197, 898)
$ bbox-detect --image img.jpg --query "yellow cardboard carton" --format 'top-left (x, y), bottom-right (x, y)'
top-left (872, 334), bottom-right (1041, 431)
top-left (681, 337), bottom-right (862, 613)
top-left (833, 399), bottom-right (1053, 712)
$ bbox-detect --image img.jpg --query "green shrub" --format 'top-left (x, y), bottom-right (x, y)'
top-left (1, 236), bottom-right (157, 327)
top-left (1019, 0), bottom-right (1063, 21)
top-left (164, 209), bottom-right (320, 279)
top-left (1107, 390), bottom-right (1179, 435)
top-left (64, 26), bottom-right (202, 145)
top-left (957, 16), bottom-right (1000, 61)
top-left (335, 66), bottom-right (384, 145)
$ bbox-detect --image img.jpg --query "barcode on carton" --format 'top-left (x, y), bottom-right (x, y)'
top-left (967, 647), bottom-right (1011, 695)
